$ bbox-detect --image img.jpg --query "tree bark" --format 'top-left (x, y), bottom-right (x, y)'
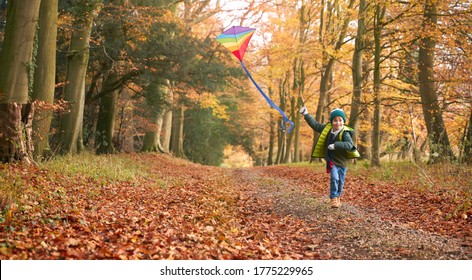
top-left (142, 108), bottom-right (165, 153)
top-left (170, 106), bottom-right (186, 158)
top-left (349, 0), bottom-right (366, 144)
top-left (0, 104), bottom-right (34, 163)
top-left (32, 0), bottom-right (58, 160)
top-left (267, 111), bottom-right (276, 165)
top-left (462, 110), bottom-right (472, 164)
top-left (0, 0), bottom-right (41, 163)
top-left (283, 96), bottom-right (296, 163)
top-left (371, 4), bottom-right (384, 167)
top-left (160, 84), bottom-right (173, 153)
top-left (418, 0), bottom-right (454, 163)
top-left (95, 71), bottom-right (119, 155)
top-left (58, 6), bottom-right (96, 155)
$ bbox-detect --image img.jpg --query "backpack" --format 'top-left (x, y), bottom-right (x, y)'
top-left (338, 127), bottom-right (361, 159)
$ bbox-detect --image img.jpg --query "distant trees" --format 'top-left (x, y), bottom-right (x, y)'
top-left (0, 0), bottom-right (470, 166)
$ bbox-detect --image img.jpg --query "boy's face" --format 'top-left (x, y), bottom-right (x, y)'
top-left (331, 116), bottom-right (344, 130)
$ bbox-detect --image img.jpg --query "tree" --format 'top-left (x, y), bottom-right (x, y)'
top-left (32, 0), bottom-right (59, 160)
top-left (463, 111), bottom-right (472, 164)
top-left (58, 0), bottom-right (101, 155)
top-left (0, 0), bottom-right (41, 163)
top-left (371, 3), bottom-right (386, 167)
top-left (418, 0), bottom-right (454, 163)
top-left (349, 0), bottom-right (366, 148)
top-left (141, 81), bottom-right (168, 153)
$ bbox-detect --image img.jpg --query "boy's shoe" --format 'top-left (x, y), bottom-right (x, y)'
top-left (330, 198), bottom-right (340, 208)
top-left (330, 197), bottom-right (341, 208)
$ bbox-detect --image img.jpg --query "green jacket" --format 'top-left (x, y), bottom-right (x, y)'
top-left (304, 114), bottom-right (360, 167)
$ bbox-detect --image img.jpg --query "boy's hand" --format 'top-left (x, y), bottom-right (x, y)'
top-left (299, 106), bottom-right (308, 115)
top-left (328, 144), bottom-right (335, 150)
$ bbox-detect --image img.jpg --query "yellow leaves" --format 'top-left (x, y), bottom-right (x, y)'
top-left (196, 93), bottom-right (229, 120)
top-left (0, 246), bottom-right (12, 255)
top-left (4, 209), bottom-right (13, 224)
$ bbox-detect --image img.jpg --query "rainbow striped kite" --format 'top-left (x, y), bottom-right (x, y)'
top-left (216, 26), bottom-right (294, 133)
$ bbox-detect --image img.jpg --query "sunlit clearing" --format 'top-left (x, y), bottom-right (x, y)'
top-left (221, 145), bottom-right (254, 168)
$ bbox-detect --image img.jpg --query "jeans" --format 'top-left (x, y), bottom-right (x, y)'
top-left (329, 164), bottom-right (347, 199)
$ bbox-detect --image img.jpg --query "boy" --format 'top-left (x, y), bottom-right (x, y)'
top-left (299, 106), bottom-right (359, 208)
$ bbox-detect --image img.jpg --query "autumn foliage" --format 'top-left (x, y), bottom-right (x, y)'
top-left (0, 153), bottom-right (470, 260)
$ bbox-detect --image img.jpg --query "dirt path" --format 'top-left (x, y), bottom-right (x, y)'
top-left (230, 167), bottom-right (471, 259)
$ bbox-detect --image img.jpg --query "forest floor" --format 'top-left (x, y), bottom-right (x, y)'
top-left (0, 153), bottom-right (471, 260)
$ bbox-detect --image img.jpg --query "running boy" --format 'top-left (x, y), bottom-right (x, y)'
top-left (299, 106), bottom-right (360, 208)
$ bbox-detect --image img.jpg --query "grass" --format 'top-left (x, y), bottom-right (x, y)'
top-left (39, 152), bottom-right (149, 182)
top-left (0, 169), bottom-right (27, 215)
top-left (286, 159), bottom-right (471, 192)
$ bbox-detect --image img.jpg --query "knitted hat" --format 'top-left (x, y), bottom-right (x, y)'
top-left (330, 108), bottom-right (346, 123)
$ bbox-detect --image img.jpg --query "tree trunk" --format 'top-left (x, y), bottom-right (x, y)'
top-left (32, 0), bottom-right (58, 160)
top-left (371, 3), bottom-right (384, 167)
top-left (293, 97), bottom-right (303, 162)
top-left (418, 0), bottom-right (454, 163)
top-left (283, 96), bottom-right (296, 163)
top-left (95, 92), bottom-right (117, 154)
top-left (142, 108), bottom-right (165, 153)
top-left (0, 0), bottom-right (41, 163)
top-left (292, 3), bottom-right (308, 163)
top-left (267, 110), bottom-right (275, 165)
top-left (58, 6), bottom-right (96, 155)
top-left (462, 110), bottom-right (472, 164)
top-left (95, 69), bottom-right (120, 155)
top-left (115, 89), bottom-right (134, 153)
top-left (160, 84), bottom-right (173, 153)
top-left (142, 126), bottom-right (160, 152)
top-left (349, 0), bottom-right (366, 142)
top-left (170, 106), bottom-right (186, 158)
top-left (0, 104), bottom-right (34, 163)
top-left (275, 79), bottom-right (288, 164)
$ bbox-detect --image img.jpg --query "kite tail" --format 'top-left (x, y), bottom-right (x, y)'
top-left (240, 61), bottom-right (294, 133)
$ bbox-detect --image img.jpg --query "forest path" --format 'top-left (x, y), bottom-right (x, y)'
top-left (228, 166), bottom-right (470, 259)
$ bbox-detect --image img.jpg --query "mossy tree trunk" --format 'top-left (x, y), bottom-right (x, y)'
top-left (0, 0), bottom-right (41, 163)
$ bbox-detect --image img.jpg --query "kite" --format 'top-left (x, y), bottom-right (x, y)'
top-left (216, 26), bottom-right (294, 133)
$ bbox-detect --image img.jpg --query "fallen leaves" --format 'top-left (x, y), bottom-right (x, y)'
top-left (0, 154), bottom-right (471, 260)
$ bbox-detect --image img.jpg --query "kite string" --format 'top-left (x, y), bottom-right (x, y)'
top-left (240, 61), bottom-right (294, 133)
